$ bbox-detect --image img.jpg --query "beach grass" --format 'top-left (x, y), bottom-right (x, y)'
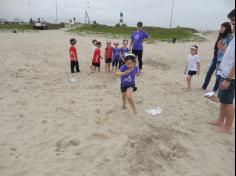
top-left (0, 24), bottom-right (32, 31)
top-left (69, 24), bottom-right (204, 42)
top-left (0, 23), bottom-right (63, 31)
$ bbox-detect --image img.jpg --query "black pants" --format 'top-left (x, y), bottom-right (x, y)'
top-left (132, 50), bottom-right (143, 70)
top-left (202, 56), bottom-right (217, 90)
top-left (71, 61), bottom-right (80, 73)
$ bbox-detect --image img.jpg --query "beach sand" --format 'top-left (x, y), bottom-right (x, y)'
top-left (0, 30), bottom-right (235, 176)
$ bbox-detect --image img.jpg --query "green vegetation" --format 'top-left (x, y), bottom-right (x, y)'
top-left (0, 24), bottom-right (32, 31)
top-left (69, 24), bottom-right (204, 42)
top-left (0, 23), bottom-right (64, 31)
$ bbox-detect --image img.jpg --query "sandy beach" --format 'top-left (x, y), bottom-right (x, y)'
top-left (0, 30), bottom-right (235, 176)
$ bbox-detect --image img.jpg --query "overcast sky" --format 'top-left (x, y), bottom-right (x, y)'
top-left (0, 0), bottom-right (235, 30)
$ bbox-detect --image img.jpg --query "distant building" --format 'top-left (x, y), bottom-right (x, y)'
top-left (120, 12), bottom-right (124, 26)
top-left (0, 18), bottom-right (5, 24)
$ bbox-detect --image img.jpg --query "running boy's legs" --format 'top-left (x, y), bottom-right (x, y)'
top-left (122, 92), bottom-right (127, 109)
top-left (126, 87), bottom-right (137, 114)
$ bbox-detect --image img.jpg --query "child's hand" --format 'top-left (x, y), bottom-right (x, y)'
top-left (123, 70), bottom-right (132, 75)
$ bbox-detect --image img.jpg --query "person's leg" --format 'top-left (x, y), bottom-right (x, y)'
top-left (221, 104), bottom-right (235, 133)
top-left (213, 75), bottom-right (221, 92)
top-left (115, 61), bottom-right (118, 71)
top-left (112, 61), bottom-right (115, 71)
top-left (126, 88), bottom-right (137, 115)
top-left (108, 62), bottom-right (111, 72)
top-left (208, 103), bottom-right (226, 126)
top-left (138, 51), bottom-right (143, 73)
top-left (105, 63), bottom-right (108, 72)
top-left (187, 75), bottom-right (192, 90)
top-left (71, 61), bottom-right (75, 73)
top-left (76, 61), bottom-right (80, 72)
top-left (202, 57), bottom-right (217, 90)
top-left (122, 92), bottom-right (127, 109)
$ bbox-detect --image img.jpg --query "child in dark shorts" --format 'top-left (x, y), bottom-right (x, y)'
top-left (92, 42), bottom-right (102, 72)
top-left (69, 38), bottom-right (80, 73)
top-left (112, 41), bottom-right (121, 71)
top-left (120, 40), bottom-right (130, 66)
top-left (184, 45), bottom-right (201, 90)
top-left (105, 41), bottom-right (113, 72)
top-left (115, 54), bottom-right (139, 115)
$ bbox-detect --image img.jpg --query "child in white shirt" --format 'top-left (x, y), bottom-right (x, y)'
top-left (184, 45), bottom-right (201, 90)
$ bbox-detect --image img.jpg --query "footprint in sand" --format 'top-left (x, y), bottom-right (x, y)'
top-left (55, 137), bottom-right (80, 153)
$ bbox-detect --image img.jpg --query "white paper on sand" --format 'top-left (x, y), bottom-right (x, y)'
top-left (145, 107), bottom-right (162, 116)
top-left (69, 78), bottom-right (76, 83)
top-left (204, 92), bottom-right (215, 98)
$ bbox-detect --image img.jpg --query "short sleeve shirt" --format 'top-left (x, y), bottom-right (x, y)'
top-left (131, 30), bottom-right (149, 51)
top-left (119, 65), bottom-right (139, 86)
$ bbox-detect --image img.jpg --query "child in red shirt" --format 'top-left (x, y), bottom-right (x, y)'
top-left (105, 41), bottom-right (113, 72)
top-left (69, 38), bottom-right (80, 73)
top-left (92, 42), bottom-right (102, 72)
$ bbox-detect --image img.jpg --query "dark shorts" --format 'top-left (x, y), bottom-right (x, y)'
top-left (92, 63), bottom-right (100, 67)
top-left (105, 58), bottom-right (112, 63)
top-left (121, 85), bottom-right (137, 93)
top-left (218, 77), bottom-right (235, 104)
top-left (112, 60), bottom-right (119, 67)
top-left (188, 70), bottom-right (197, 76)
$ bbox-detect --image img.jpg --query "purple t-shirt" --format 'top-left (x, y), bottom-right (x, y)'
top-left (131, 30), bottom-right (149, 51)
top-left (112, 48), bottom-right (121, 61)
top-left (120, 65), bottom-right (139, 86)
top-left (120, 47), bottom-right (130, 58)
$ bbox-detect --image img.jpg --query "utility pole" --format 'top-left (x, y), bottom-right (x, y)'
top-left (170, 0), bottom-right (175, 28)
top-left (55, 0), bottom-right (58, 23)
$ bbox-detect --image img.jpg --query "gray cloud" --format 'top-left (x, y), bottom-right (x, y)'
top-left (0, 0), bottom-right (235, 30)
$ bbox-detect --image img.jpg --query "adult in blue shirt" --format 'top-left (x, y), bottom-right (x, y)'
top-left (130, 22), bottom-right (149, 73)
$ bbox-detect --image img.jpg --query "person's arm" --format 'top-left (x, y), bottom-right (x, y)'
top-left (143, 32), bottom-right (150, 43)
top-left (220, 64), bottom-right (235, 90)
top-left (184, 61), bottom-right (188, 74)
top-left (130, 39), bottom-right (133, 51)
top-left (115, 69), bottom-right (132, 77)
top-left (119, 51), bottom-right (125, 62)
top-left (70, 51), bottom-right (76, 59)
top-left (197, 62), bottom-right (201, 75)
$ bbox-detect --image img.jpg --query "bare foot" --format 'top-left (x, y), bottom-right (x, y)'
top-left (122, 106), bottom-right (127, 110)
top-left (216, 127), bottom-right (233, 134)
top-left (207, 120), bottom-right (224, 127)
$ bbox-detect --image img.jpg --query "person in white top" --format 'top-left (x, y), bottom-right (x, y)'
top-left (184, 45), bottom-right (201, 90)
top-left (208, 9), bottom-right (235, 134)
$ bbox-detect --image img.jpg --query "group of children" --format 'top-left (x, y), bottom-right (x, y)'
top-left (69, 38), bottom-right (139, 115)
top-left (90, 39), bottom-right (130, 73)
top-left (69, 37), bottom-right (203, 114)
